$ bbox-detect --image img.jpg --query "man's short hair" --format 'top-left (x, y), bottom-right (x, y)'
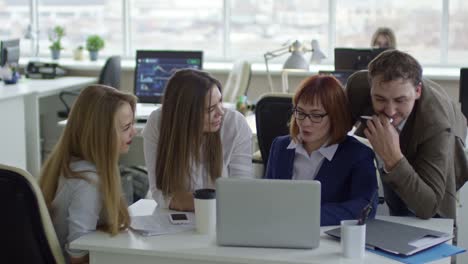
top-left (368, 49), bottom-right (422, 87)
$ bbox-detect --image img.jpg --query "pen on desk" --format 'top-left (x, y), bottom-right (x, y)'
top-left (360, 115), bottom-right (393, 124)
top-left (357, 190), bottom-right (379, 225)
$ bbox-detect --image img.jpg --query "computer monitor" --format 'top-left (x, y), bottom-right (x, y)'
top-left (0, 39), bottom-right (20, 67)
top-left (459, 68), bottom-right (468, 119)
top-left (334, 48), bottom-right (387, 71)
top-left (134, 50), bottom-right (203, 103)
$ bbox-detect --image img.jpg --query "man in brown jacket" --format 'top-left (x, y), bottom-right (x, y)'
top-left (346, 49), bottom-right (468, 219)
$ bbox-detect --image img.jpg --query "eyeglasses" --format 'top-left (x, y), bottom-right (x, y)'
top-left (293, 108), bottom-right (328, 123)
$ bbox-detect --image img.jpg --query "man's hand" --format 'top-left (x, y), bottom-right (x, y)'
top-left (169, 191), bottom-right (195, 211)
top-left (363, 115), bottom-right (403, 171)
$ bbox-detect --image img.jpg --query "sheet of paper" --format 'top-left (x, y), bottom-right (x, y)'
top-left (130, 209), bottom-right (195, 236)
top-left (409, 235), bottom-right (452, 248)
top-left (129, 199), bottom-right (158, 216)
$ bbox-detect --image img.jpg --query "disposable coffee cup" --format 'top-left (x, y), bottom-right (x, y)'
top-left (193, 189), bottom-right (216, 234)
top-left (341, 220), bottom-right (366, 258)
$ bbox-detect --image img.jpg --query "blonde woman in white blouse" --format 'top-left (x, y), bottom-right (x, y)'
top-left (143, 69), bottom-right (252, 211)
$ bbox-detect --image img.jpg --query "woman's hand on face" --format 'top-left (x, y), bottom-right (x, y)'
top-left (169, 191), bottom-right (195, 211)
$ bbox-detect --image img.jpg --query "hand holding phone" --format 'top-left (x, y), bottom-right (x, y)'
top-left (360, 115), bottom-right (393, 129)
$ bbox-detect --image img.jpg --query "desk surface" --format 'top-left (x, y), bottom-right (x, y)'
top-left (0, 76), bottom-right (97, 101)
top-left (71, 199), bottom-right (453, 264)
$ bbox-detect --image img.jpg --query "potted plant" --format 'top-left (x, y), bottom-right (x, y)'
top-left (86, 35), bottom-right (105, 61)
top-left (49, 26), bottom-right (65, 60)
top-left (73, 45), bottom-right (84, 60)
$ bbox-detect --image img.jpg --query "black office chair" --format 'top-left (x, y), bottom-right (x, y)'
top-left (459, 68), bottom-right (468, 119)
top-left (0, 164), bottom-right (65, 263)
top-left (57, 55), bottom-right (122, 118)
top-left (98, 55), bottom-right (121, 89)
top-left (255, 93), bottom-right (293, 175)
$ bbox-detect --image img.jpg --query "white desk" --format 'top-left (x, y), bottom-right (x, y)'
top-left (71, 199), bottom-right (453, 264)
top-left (0, 77), bottom-right (97, 176)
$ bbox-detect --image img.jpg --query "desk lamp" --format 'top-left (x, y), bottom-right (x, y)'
top-left (264, 40), bottom-right (326, 93)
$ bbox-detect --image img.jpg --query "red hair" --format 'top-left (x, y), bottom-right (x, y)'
top-left (290, 75), bottom-right (352, 145)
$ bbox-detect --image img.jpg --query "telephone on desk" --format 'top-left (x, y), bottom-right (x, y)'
top-left (25, 61), bottom-right (66, 79)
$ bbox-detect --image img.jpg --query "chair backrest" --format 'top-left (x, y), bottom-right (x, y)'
top-left (223, 61), bottom-right (252, 103)
top-left (255, 93), bottom-right (293, 173)
top-left (0, 164), bottom-right (65, 264)
top-left (459, 68), bottom-right (468, 119)
top-left (57, 56), bottom-right (121, 119)
top-left (98, 55), bottom-right (121, 89)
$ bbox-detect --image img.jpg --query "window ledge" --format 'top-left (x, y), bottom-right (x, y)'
top-left (19, 58), bottom-right (460, 81)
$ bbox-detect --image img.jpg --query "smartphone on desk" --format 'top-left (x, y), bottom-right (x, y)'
top-left (169, 213), bottom-right (190, 225)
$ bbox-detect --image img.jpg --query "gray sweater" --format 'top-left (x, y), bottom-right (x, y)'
top-left (50, 160), bottom-right (105, 261)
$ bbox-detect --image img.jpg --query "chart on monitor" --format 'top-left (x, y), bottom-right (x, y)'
top-left (134, 50), bottom-right (203, 104)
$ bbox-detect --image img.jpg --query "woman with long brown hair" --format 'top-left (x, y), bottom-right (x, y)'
top-left (143, 69), bottom-right (252, 211)
top-left (40, 85), bottom-right (137, 263)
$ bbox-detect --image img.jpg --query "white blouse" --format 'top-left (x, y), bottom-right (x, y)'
top-left (143, 107), bottom-right (253, 208)
top-left (287, 140), bottom-right (338, 181)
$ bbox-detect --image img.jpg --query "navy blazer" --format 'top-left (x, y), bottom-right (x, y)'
top-left (265, 135), bottom-right (378, 226)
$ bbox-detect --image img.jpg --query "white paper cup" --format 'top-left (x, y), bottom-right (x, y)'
top-left (193, 189), bottom-right (216, 234)
top-left (341, 220), bottom-right (366, 258)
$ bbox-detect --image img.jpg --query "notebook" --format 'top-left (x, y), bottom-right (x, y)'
top-left (216, 178), bottom-right (321, 249)
top-left (325, 219), bottom-right (453, 256)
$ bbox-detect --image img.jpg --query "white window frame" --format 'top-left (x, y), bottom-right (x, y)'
top-left (24, 0), bottom-right (453, 65)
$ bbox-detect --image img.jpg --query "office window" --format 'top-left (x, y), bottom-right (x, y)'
top-left (335, 0), bottom-right (442, 65)
top-left (130, 0), bottom-right (223, 59)
top-left (0, 0), bottom-right (31, 56)
top-left (7, 0), bottom-right (468, 66)
top-left (37, 0), bottom-right (122, 58)
top-left (448, 0), bottom-right (468, 65)
top-left (229, 0), bottom-right (328, 62)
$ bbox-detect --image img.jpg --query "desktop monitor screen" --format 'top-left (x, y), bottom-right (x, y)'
top-left (134, 50), bottom-right (203, 103)
top-left (0, 39), bottom-right (20, 67)
top-left (334, 48), bottom-right (386, 71)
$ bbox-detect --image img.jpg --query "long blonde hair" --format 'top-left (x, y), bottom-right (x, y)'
top-left (39, 84), bottom-right (136, 235)
top-left (156, 69), bottom-right (223, 196)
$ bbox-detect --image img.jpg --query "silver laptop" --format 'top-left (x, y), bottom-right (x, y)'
top-left (216, 178), bottom-right (321, 249)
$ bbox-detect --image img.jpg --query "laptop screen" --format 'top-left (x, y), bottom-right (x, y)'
top-left (134, 50), bottom-right (203, 103)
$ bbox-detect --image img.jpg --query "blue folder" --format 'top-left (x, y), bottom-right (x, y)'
top-left (368, 243), bottom-right (466, 264)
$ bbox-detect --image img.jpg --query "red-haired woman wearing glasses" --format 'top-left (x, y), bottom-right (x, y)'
top-left (265, 74), bottom-right (378, 226)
